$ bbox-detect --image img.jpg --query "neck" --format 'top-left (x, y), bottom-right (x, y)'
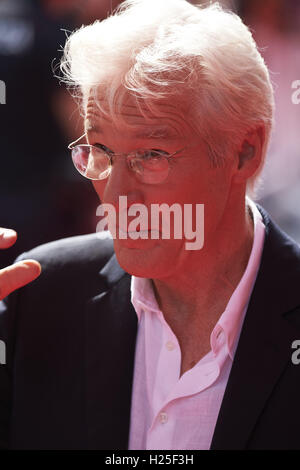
top-left (152, 196), bottom-right (254, 328)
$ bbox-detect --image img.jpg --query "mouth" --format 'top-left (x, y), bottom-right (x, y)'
top-left (117, 227), bottom-right (160, 237)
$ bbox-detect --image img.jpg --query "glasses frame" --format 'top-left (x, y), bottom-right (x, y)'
top-left (68, 133), bottom-right (187, 182)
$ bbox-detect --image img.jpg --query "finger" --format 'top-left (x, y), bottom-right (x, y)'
top-left (0, 260), bottom-right (42, 300)
top-left (0, 228), bottom-right (17, 249)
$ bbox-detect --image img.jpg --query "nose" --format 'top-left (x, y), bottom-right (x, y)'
top-left (93, 157), bottom-right (145, 211)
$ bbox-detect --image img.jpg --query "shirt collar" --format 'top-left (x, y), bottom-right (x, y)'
top-left (131, 276), bottom-right (161, 321)
top-left (212, 197), bottom-right (265, 360)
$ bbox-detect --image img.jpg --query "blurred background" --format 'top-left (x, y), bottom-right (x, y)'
top-left (0, 0), bottom-right (299, 268)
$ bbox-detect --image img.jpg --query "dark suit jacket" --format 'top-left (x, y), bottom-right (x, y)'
top-left (0, 205), bottom-right (300, 450)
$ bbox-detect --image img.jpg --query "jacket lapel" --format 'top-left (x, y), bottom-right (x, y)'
top-left (85, 254), bottom-right (137, 450)
top-left (210, 207), bottom-right (300, 449)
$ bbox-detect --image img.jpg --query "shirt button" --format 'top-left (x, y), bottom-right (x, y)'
top-left (166, 341), bottom-right (175, 351)
top-left (159, 412), bottom-right (168, 424)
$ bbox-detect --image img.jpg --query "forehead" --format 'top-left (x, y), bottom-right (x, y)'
top-left (84, 90), bottom-right (195, 140)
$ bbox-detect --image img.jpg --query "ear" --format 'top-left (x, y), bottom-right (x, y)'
top-left (233, 125), bottom-right (266, 184)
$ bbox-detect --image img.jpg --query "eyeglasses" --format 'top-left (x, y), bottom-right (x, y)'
top-left (68, 134), bottom-right (186, 184)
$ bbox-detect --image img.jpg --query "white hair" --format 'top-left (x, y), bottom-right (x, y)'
top-left (60, 0), bottom-right (275, 192)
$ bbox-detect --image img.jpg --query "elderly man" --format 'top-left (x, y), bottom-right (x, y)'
top-left (1, 0), bottom-right (300, 450)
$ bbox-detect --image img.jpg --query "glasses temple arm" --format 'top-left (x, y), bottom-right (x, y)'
top-left (68, 133), bottom-right (87, 150)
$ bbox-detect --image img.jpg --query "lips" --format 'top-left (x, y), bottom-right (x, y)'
top-left (117, 221), bottom-right (161, 232)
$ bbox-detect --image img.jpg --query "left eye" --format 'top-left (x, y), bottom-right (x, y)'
top-left (140, 149), bottom-right (168, 159)
top-left (95, 143), bottom-right (114, 154)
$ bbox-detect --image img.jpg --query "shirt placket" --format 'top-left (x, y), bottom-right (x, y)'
top-left (146, 316), bottom-right (223, 449)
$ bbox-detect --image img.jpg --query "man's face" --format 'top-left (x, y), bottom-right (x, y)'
top-left (86, 92), bottom-right (236, 279)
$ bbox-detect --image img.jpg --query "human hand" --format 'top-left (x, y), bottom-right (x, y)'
top-left (0, 228), bottom-right (41, 300)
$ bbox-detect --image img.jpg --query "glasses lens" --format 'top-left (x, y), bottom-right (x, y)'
top-left (128, 151), bottom-right (170, 184)
top-left (71, 146), bottom-right (110, 180)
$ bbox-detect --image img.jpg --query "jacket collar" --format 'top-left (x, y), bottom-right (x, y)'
top-left (210, 205), bottom-right (300, 449)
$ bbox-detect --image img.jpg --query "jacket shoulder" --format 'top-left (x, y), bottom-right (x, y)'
top-left (19, 233), bottom-right (115, 274)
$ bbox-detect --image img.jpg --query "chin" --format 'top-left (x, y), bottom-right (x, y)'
top-left (113, 238), bottom-right (177, 279)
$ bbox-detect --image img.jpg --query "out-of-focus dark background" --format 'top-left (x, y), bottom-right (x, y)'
top-left (0, 0), bottom-right (299, 268)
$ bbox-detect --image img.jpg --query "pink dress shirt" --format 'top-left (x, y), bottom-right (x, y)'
top-left (128, 200), bottom-right (265, 450)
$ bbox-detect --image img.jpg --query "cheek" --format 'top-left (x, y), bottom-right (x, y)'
top-left (174, 164), bottom-right (233, 230)
top-left (92, 180), bottom-right (107, 201)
